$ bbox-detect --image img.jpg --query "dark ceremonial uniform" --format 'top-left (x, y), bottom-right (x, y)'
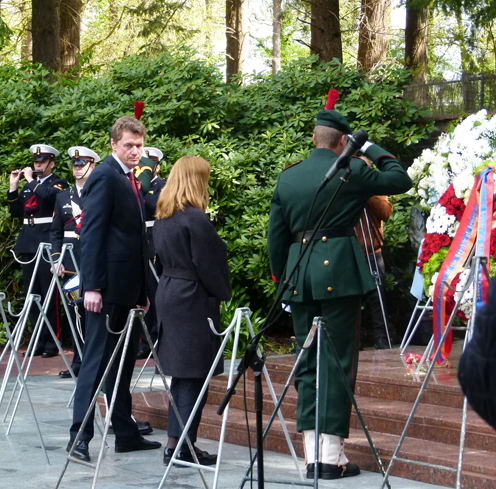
top-left (50, 185), bottom-right (85, 370)
top-left (7, 174), bottom-right (69, 351)
top-left (268, 144), bottom-right (412, 437)
top-left (70, 155), bottom-right (148, 445)
top-left (142, 175), bottom-right (166, 346)
top-left (154, 205), bottom-right (232, 444)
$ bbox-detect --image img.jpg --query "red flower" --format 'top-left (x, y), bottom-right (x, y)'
top-left (445, 204), bottom-right (457, 215)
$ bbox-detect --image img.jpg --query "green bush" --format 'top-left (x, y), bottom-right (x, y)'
top-left (0, 49), bottom-right (433, 344)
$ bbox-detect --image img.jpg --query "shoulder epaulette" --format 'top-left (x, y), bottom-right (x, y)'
top-left (281, 160), bottom-right (303, 173)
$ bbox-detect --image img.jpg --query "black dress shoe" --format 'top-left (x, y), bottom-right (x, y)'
top-left (108, 420), bottom-right (153, 435)
top-left (136, 420), bottom-right (153, 436)
top-left (165, 445), bottom-right (217, 467)
top-left (42, 348), bottom-right (58, 358)
top-left (67, 440), bottom-right (91, 462)
top-left (23, 346), bottom-right (44, 357)
top-left (320, 462), bottom-right (360, 479)
top-left (136, 346), bottom-right (151, 360)
top-left (115, 435), bottom-right (161, 453)
top-left (307, 462), bottom-right (360, 479)
top-left (59, 367), bottom-right (79, 379)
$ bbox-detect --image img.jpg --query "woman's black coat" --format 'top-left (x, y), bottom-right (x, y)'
top-left (153, 205), bottom-right (232, 378)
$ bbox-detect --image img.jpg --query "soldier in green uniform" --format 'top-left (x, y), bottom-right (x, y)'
top-left (267, 91), bottom-right (412, 480)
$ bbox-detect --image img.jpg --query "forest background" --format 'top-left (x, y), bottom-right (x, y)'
top-left (0, 0), bottom-right (495, 347)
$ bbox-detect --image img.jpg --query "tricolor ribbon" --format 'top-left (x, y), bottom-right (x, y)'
top-left (432, 167), bottom-right (494, 363)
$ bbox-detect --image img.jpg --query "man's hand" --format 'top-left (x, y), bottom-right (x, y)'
top-left (85, 290), bottom-right (103, 313)
top-left (23, 167), bottom-right (34, 183)
top-left (50, 263), bottom-right (65, 277)
top-left (9, 170), bottom-right (22, 191)
top-left (137, 297), bottom-right (150, 314)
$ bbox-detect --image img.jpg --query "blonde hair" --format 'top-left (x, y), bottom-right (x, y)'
top-left (156, 156), bottom-right (211, 219)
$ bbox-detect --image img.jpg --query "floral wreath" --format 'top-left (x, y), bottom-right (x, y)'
top-left (409, 110), bottom-right (496, 322)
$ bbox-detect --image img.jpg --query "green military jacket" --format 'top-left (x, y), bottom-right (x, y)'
top-left (268, 144), bottom-right (412, 302)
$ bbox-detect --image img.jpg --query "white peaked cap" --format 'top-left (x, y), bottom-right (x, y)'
top-left (68, 146), bottom-right (101, 163)
top-left (143, 147), bottom-right (164, 161)
top-left (29, 144), bottom-right (60, 158)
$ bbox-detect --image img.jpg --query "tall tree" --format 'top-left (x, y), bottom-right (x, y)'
top-left (59, 0), bottom-right (82, 73)
top-left (272, 0), bottom-right (281, 74)
top-left (32, 0), bottom-right (60, 72)
top-left (357, 0), bottom-right (390, 71)
top-left (226, 0), bottom-right (249, 82)
top-left (310, 0), bottom-right (342, 62)
top-left (405, 0), bottom-right (429, 84)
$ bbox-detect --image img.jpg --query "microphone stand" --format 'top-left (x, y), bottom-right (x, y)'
top-left (218, 161), bottom-right (354, 489)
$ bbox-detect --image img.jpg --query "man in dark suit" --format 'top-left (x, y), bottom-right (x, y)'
top-left (50, 146), bottom-right (99, 378)
top-left (268, 91), bottom-right (412, 480)
top-left (136, 147), bottom-right (166, 359)
top-left (68, 116), bottom-right (161, 462)
top-left (8, 144), bottom-right (69, 358)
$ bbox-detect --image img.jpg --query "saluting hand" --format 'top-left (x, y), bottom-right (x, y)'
top-left (85, 290), bottom-right (103, 313)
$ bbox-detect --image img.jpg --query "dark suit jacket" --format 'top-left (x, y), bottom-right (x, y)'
top-left (7, 174), bottom-right (68, 254)
top-left (80, 156), bottom-right (148, 307)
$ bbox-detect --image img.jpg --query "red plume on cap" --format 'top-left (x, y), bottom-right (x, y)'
top-left (324, 89), bottom-right (340, 110)
top-left (134, 101), bottom-right (145, 120)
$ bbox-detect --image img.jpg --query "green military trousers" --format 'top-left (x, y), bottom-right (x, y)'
top-left (291, 295), bottom-right (361, 438)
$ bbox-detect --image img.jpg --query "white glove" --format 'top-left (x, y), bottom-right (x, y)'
top-left (361, 141), bottom-right (373, 152)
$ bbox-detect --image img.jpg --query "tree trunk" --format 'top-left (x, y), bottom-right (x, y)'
top-left (357, 0), bottom-right (389, 71)
top-left (405, 0), bottom-right (428, 84)
top-left (20, 0), bottom-right (32, 61)
top-left (272, 0), bottom-right (281, 74)
top-left (59, 0), bottom-right (82, 74)
top-left (32, 0), bottom-right (60, 72)
top-left (226, 0), bottom-right (249, 83)
top-left (310, 0), bottom-right (342, 63)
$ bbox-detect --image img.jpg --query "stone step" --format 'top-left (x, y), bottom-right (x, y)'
top-left (132, 391), bottom-right (496, 489)
top-left (207, 376), bottom-right (496, 452)
top-left (258, 355), bottom-right (466, 408)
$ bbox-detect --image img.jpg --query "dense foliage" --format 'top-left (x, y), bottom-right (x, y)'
top-left (0, 48), bottom-right (435, 345)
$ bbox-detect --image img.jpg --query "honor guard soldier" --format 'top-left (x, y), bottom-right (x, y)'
top-left (136, 146), bottom-right (167, 359)
top-left (268, 90), bottom-right (412, 480)
top-left (8, 144), bottom-right (69, 358)
top-left (51, 146), bottom-right (99, 377)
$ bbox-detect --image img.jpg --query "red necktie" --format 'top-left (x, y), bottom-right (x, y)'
top-left (127, 172), bottom-right (142, 209)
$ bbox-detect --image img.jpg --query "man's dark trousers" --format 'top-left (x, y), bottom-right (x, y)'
top-left (70, 303), bottom-right (140, 443)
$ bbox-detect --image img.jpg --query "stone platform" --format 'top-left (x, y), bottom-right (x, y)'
top-left (131, 341), bottom-right (496, 489)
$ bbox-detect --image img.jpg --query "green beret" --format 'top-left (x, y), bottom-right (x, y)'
top-left (315, 109), bottom-right (352, 134)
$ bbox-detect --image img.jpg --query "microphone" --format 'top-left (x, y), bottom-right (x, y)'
top-left (319, 129), bottom-right (369, 190)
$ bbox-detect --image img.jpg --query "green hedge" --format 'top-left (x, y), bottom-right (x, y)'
top-left (0, 48), bottom-right (434, 345)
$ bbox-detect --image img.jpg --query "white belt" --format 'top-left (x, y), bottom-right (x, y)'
top-left (23, 217), bottom-right (53, 225)
top-left (145, 221), bottom-right (155, 228)
top-left (64, 231), bottom-right (78, 238)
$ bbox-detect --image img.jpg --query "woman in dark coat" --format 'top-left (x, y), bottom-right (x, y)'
top-left (153, 155), bottom-right (232, 466)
